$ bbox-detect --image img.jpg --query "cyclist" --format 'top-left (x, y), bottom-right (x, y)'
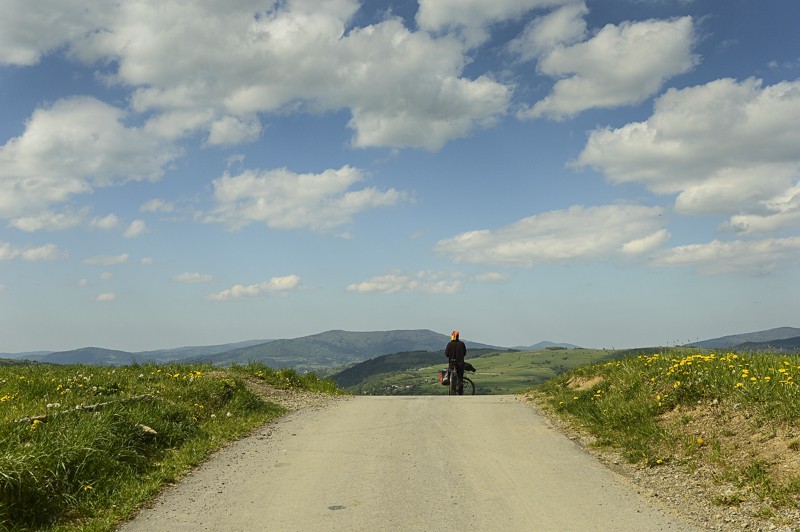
top-left (445, 330), bottom-right (467, 395)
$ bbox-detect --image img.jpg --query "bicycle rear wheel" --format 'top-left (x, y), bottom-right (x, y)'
top-left (462, 377), bottom-right (475, 395)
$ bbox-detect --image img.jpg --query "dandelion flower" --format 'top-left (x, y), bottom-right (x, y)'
top-left (84, 485), bottom-right (93, 491)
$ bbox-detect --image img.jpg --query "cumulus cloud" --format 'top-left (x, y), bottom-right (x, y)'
top-left (207, 165), bottom-right (410, 232)
top-left (575, 78), bottom-right (800, 231)
top-left (417, 0), bottom-right (572, 46)
top-left (726, 183), bottom-right (800, 235)
top-left (38, 0), bottom-right (508, 152)
top-left (140, 199), bottom-right (176, 213)
top-left (347, 269), bottom-right (509, 294)
top-left (0, 0), bottom-right (116, 66)
top-left (174, 272), bottom-right (214, 283)
top-left (84, 253), bottom-right (129, 266)
top-left (96, 292), bottom-right (116, 302)
top-left (434, 205), bottom-right (669, 266)
top-left (0, 97), bottom-right (181, 219)
top-left (507, 2), bottom-right (588, 61)
top-left (10, 209), bottom-right (86, 232)
top-left (346, 270), bottom-right (464, 294)
top-left (0, 242), bottom-right (67, 262)
top-left (652, 237), bottom-right (800, 276)
top-left (206, 115), bottom-right (262, 146)
top-left (123, 220), bottom-right (147, 238)
top-left (90, 214), bottom-right (121, 231)
top-left (520, 16), bottom-right (697, 119)
top-left (208, 274), bottom-right (301, 300)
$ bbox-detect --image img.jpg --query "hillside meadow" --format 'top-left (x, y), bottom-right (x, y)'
top-left (343, 347), bottom-right (625, 395)
top-left (530, 349), bottom-right (800, 528)
top-left (0, 362), bottom-right (340, 531)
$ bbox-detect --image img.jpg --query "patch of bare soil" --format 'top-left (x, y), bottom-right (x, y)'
top-left (207, 371), bottom-right (344, 411)
top-left (238, 375), bottom-right (344, 411)
top-left (566, 375), bottom-right (605, 391)
top-left (521, 392), bottom-right (800, 531)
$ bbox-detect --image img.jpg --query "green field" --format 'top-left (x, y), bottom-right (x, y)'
top-left (347, 348), bottom-right (626, 395)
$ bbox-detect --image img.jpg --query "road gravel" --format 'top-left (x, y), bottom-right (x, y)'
top-left (120, 395), bottom-right (698, 531)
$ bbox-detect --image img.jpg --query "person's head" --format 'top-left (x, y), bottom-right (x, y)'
top-left (451, 330), bottom-right (459, 341)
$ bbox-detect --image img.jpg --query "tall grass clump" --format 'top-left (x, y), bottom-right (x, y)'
top-left (533, 349), bottom-right (800, 511)
top-left (0, 363), bottom-right (287, 531)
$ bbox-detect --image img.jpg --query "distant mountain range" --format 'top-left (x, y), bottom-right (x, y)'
top-left (4, 330), bottom-right (501, 370)
top-left (4, 326), bottom-right (797, 369)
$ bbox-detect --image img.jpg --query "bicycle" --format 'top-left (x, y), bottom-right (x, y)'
top-left (439, 362), bottom-right (476, 395)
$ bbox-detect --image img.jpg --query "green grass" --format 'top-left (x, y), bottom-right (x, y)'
top-left (0, 362), bottom-right (340, 531)
top-left (530, 349), bottom-right (800, 515)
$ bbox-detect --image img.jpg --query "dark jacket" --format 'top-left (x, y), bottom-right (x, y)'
top-left (445, 339), bottom-right (467, 368)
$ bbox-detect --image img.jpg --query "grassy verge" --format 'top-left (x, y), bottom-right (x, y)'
top-left (0, 362), bottom-right (340, 531)
top-left (530, 349), bottom-right (800, 518)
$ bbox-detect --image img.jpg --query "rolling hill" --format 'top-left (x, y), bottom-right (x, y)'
top-left (512, 341), bottom-right (581, 350)
top-left (687, 327), bottom-right (800, 349)
top-left (335, 347), bottom-right (627, 395)
top-left (331, 348), bottom-right (503, 388)
top-left (188, 329), bottom-right (502, 370)
top-left (732, 336), bottom-right (800, 353)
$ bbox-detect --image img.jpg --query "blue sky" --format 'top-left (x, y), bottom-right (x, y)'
top-left (1, 0), bottom-right (799, 352)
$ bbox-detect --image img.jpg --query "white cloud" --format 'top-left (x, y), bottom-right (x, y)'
top-left (96, 292), bottom-right (116, 302)
top-left (576, 78), bottom-right (800, 231)
top-left (140, 199), bottom-right (176, 213)
top-left (520, 16), bottom-right (697, 119)
top-left (726, 183), bottom-right (800, 235)
top-left (99, 272), bottom-right (114, 281)
top-left (417, 0), bottom-right (572, 46)
top-left (507, 2), bottom-right (588, 61)
top-left (174, 272), bottom-right (214, 284)
top-left (140, 257), bottom-right (154, 265)
top-left (434, 204), bottom-right (669, 266)
top-left (84, 253), bottom-right (129, 266)
top-left (10, 209), bottom-right (86, 232)
top-left (208, 165), bottom-right (410, 232)
top-left (208, 274), bottom-right (301, 300)
top-left (123, 220), bottom-right (147, 238)
top-left (206, 115), bottom-right (262, 146)
top-left (90, 214), bottom-right (121, 231)
top-left (473, 272), bottom-right (510, 282)
top-left (0, 242), bottom-right (66, 262)
top-left (0, 0), bottom-right (116, 66)
top-left (0, 97), bottom-right (181, 219)
top-left (346, 270), bottom-right (464, 294)
top-left (652, 237), bottom-right (800, 275)
top-left (45, 1), bottom-right (510, 151)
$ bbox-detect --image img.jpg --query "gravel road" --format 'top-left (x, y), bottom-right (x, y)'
top-left (120, 395), bottom-right (698, 531)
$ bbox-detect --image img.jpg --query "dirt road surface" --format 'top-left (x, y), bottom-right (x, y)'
top-left (120, 396), bottom-right (698, 531)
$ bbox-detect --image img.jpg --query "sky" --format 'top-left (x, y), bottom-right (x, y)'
top-left (1, 0), bottom-right (799, 353)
